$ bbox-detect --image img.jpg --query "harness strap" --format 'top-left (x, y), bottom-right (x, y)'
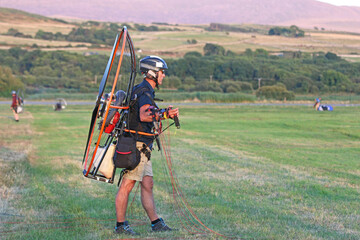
top-left (117, 169), bottom-right (128, 186)
top-left (123, 128), bottom-right (157, 137)
top-left (140, 143), bottom-right (151, 160)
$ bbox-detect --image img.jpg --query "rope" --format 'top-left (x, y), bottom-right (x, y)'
top-left (156, 119), bottom-right (232, 239)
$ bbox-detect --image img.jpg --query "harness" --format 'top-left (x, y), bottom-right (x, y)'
top-left (128, 85), bottom-right (155, 134)
top-left (126, 84), bottom-right (169, 152)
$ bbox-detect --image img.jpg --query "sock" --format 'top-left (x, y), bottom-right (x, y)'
top-left (151, 218), bottom-right (161, 225)
top-left (116, 221), bottom-right (125, 227)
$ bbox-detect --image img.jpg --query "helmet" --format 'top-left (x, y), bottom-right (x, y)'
top-left (139, 56), bottom-right (168, 73)
top-left (11, 91), bottom-right (16, 95)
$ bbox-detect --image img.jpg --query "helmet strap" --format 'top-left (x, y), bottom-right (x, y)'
top-left (147, 70), bottom-right (156, 78)
top-left (145, 70), bottom-right (159, 89)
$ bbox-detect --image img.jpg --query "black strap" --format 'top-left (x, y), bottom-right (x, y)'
top-left (117, 169), bottom-right (128, 187)
top-left (144, 91), bottom-right (158, 108)
top-left (132, 86), bottom-right (152, 101)
top-left (140, 143), bottom-right (151, 160)
top-left (155, 136), bottom-right (161, 151)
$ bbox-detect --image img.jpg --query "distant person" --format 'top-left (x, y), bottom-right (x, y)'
top-left (55, 100), bottom-right (62, 111)
top-left (10, 90), bottom-right (19, 122)
top-left (314, 97), bottom-right (333, 111)
top-left (54, 98), bottom-right (67, 111)
top-left (313, 97), bottom-right (321, 110)
top-left (114, 56), bottom-right (179, 235)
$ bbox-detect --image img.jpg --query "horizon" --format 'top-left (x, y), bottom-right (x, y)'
top-left (1, 0), bottom-right (360, 34)
top-left (317, 0), bottom-right (360, 6)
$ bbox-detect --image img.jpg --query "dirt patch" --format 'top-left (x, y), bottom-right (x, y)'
top-left (0, 147), bottom-right (27, 162)
top-left (0, 147), bottom-right (29, 219)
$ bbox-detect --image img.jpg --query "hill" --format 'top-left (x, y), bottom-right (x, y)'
top-left (0, 8), bottom-right (62, 23)
top-left (0, 8), bottom-right (76, 36)
top-left (1, 7), bottom-right (360, 63)
top-left (1, 0), bottom-right (360, 33)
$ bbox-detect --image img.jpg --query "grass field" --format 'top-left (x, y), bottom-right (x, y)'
top-left (12, 91), bottom-right (360, 104)
top-left (0, 104), bottom-right (359, 239)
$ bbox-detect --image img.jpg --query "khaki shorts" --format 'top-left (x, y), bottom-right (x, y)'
top-left (123, 142), bottom-right (153, 181)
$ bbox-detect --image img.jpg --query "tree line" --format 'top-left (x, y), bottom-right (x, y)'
top-left (268, 25), bottom-right (305, 37)
top-left (3, 22), bottom-right (304, 49)
top-left (166, 45), bottom-right (360, 94)
top-left (1, 45), bottom-right (359, 98)
top-left (3, 21), bottom-right (182, 47)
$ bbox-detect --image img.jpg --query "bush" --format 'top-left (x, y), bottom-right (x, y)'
top-left (204, 43), bottom-right (225, 56)
top-left (184, 51), bottom-right (202, 58)
top-left (239, 82), bottom-right (254, 92)
top-left (162, 76), bottom-right (181, 89)
top-left (221, 80), bottom-right (241, 93)
top-left (325, 52), bottom-right (340, 61)
top-left (256, 85), bottom-right (295, 101)
top-left (0, 66), bottom-right (24, 96)
top-left (268, 25), bottom-right (304, 37)
top-left (194, 80), bottom-right (223, 92)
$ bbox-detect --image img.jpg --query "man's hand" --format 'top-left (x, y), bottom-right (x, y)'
top-left (167, 105), bottom-right (179, 119)
top-left (167, 106), bottom-right (180, 129)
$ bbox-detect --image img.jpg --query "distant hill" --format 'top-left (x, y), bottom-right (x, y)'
top-left (0, 8), bottom-right (66, 24)
top-left (0, 8), bottom-right (76, 36)
top-left (1, 0), bottom-right (360, 33)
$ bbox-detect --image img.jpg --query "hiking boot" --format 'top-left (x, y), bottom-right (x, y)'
top-left (114, 221), bottom-right (138, 235)
top-left (151, 218), bottom-right (173, 232)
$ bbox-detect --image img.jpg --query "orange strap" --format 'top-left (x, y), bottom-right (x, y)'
top-left (109, 106), bottom-right (129, 110)
top-left (123, 129), bottom-right (158, 137)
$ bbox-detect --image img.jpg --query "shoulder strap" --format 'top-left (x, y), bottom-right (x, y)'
top-left (131, 86), bottom-right (157, 107)
top-left (132, 85), bottom-right (150, 98)
top-left (127, 86), bottom-right (154, 134)
top-left (144, 92), bottom-right (156, 106)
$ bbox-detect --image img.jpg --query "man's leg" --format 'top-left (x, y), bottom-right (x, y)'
top-left (140, 175), bottom-right (159, 221)
top-left (115, 178), bottom-right (136, 222)
top-left (141, 176), bottom-right (174, 231)
top-left (12, 109), bottom-right (19, 121)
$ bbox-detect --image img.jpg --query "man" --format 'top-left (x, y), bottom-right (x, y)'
top-left (313, 97), bottom-right (321, 111)
top-left (10, 91), bottom-right (19, 122)
top-left (114, 56), bottom-right (179, 235)
top-left (55, 100), bottom-right (62, 111)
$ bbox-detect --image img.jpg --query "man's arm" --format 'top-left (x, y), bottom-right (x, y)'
top-left (139, 104), bottom-right (154, 122)
top-left (140, 104), bottom-right (179, 122)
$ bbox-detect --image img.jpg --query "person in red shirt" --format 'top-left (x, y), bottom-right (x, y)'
top-left (11, 91), bottom-right (19, 122)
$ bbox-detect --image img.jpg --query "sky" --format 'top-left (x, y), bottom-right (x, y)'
top-left (317, 0), bottom-right (360, 6)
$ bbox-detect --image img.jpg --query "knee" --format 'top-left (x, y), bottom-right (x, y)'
top-left (119, 179), bottom-right (136, 194)
top-left (141, 176), bottom-right (154, 191)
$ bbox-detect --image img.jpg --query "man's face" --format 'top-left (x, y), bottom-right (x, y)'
top-left (157, 70), bottom-right (165, 85)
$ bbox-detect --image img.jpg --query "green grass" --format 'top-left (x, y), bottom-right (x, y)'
top-left (22, 91), bottom-right (257, 102)
top-left (25, 92), bottom-right (98, 101)
top-left (19, 91), bottom-right (360, 103)
top-left (0, 104), bottom-right (359, 239)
